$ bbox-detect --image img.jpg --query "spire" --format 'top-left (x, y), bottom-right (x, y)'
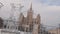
top-left (30, 3), bottom-right (32, 11)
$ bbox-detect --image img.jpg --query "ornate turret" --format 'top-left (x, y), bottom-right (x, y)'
top-left (19, 13), bottom-right (24, 25)
top-left (36, 14), bottom-right (40, 24)
top-left (30, 3), bottom-right (32, 11)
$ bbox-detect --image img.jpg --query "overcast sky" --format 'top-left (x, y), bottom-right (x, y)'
top-left (0, 0), bottom-right (60, 28)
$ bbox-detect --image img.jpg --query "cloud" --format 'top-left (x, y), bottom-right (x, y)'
top-left (32, 0), bottom-right (60, 26)
top-left (39, 0), bottom-right (60, 6)
top-left (42, 6), bottom-right (60, 11)
top-left (0, 0), bottom-right (60, 27)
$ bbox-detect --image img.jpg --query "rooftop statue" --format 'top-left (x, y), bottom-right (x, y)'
top-left (0, 2), bottom-right (4, 8)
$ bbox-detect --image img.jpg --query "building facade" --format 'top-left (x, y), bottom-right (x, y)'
top-left (18, 3), bottom-right (41, 34)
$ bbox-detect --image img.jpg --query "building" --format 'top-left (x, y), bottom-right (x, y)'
top-left (18, 3), bottom-right (41, 34)
top-left (0, 3), bottom-right (49, 34)
top-left (48, 28), bottom-right (60, 34)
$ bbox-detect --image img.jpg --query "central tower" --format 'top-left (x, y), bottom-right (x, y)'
top-left (27, 3), bottom-right (33, 25)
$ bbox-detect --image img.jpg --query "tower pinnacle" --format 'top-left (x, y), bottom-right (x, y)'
top-left (30, 3), bottom-right (32, 11)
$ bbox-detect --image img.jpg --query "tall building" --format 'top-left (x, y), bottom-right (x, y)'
top-left (18, 3), bottom-right (41, 34)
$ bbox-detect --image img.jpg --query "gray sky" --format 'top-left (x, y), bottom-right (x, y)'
top-left (0, 0), bottom-right (60, 28)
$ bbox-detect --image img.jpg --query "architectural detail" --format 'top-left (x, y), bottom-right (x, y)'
top-left (0, 17), bottom-right (3, 29)
top-left (32, 24), bottom-right (39, 34)
top-left (0, 2), bottom-right (4, 8)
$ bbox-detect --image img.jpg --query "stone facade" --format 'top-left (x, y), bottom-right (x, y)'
top-left (18, 3), bottom-right (41, 34)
